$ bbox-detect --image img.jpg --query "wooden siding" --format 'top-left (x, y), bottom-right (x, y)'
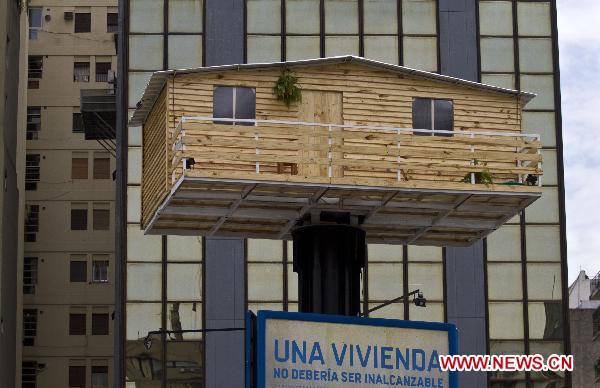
top-left (141, 86), bottom-right (168, 227)
top-left (166, 63), bottom-right (523, 134)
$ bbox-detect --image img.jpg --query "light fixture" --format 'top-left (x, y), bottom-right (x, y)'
top-left (413, 292), bottom-right (427, 308)
top-left (526, 174), bottom-right (538, 186)
top-left (184, 157), bottom-right (196, 169)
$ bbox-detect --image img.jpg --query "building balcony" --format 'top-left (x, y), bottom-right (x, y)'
top-left (133, 56), bottom-right (542, 246)
top-left (142, 115), bottom-right (541, 246)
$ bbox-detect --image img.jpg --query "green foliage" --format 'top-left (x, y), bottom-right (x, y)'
top-left (273, 69), bottom-right (302, 107)
top-left (462, 159), bottom-right (493, 186)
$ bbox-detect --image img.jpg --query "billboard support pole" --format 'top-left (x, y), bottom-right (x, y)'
top-left (292, 224), bottom-right (366, 316)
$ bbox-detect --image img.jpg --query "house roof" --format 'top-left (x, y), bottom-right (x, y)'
top-left (129, 55), bottom-right (536, 126)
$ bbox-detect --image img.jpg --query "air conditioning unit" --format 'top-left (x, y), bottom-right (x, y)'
top-left (64, 11), bottom-right (73, 21)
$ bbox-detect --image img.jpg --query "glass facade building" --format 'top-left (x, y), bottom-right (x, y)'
top-left (118, 1), bottom-right (568, 387)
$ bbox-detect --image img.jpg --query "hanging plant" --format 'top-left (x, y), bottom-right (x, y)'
top-left (462, 159), bottom-right (493, 186)
top-left (273, 69), bottom-right (302, 107)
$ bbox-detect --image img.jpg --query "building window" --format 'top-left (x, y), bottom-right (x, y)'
top-left (27, 107), bottom-right (41, 140)
top-left (69, 365), bottom-right (86, 387)
top-left (92, 313), bottom-right (109, 335)
top-left (73, 112), bottom-right (84, 133)
top-left (70, 260), bottom-right (87, 282)
top-left (95, 62), bottom-right (112, 82)
top-left (213, 86), bottom-right (256, 125)
top-left (22, 361), bottom-right (37, 388)
top-left (412, 98), bottom-right (454, 136)
top-left (25, 205), bottom-right (40, 242)
top-left (107, 12), bottom-right (118, 33)
top-left (93, 155), bottom-right (110, 179)
top-left (23, 309), bottom-right (38, 346)
top-left (91, 365), bottom-right (108, 388)
top-left (28, 56), bottom-right (43, 89)
top-left (69, 314), bottom-right (86, 335)
top-left (28, 7), bottom-right (42, 39)
top-left (92, 365), bottom-right (108, 388)
top-left (71, 204), bottom-right (88, 231)
top-left (74, 13), bottom-right (91, 33)
top-left (92, 259), bottom-right (109, 283)
top-left (23, 257), bottom-right (38, 294)
top-left (74, 62), bottom-right (90, 82)
top-left (25, 154), bottom-right (40, 191)
top-left (72, 154), bottom-right (88, 179)
top-left (93, 205), bottom-right (110, 230)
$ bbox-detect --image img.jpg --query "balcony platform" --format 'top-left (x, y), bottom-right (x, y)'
top-left (145, 173), bottom-right (539, 246)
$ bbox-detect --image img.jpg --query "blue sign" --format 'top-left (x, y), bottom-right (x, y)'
top-left (248, 310), bottom-right (458, 388)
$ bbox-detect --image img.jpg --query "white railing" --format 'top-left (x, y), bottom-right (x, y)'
top-left (172, 116), bottom-right (542, 188)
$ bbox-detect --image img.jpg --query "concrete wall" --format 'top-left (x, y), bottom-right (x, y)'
top-left (0, 0), bottom-right (26, 385)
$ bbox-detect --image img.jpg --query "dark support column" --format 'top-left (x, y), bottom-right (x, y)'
top-left (439, 1), bottom-right (488, 387)
top-left (204, 0), bottom-right (245, 66)
top-left (204, 238), bottom-right (246, 388)
top-left (445, 242), bottom-right (488, 387)
top-left (292, 225), bottom-right (366, 316)
top-left (203, 1), bottom-right (246, 387)
top-left (438, 0), bottom-right (479, 81)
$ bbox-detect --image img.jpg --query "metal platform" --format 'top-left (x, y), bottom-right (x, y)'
top-left (144, 175), bottom-right (540, 246)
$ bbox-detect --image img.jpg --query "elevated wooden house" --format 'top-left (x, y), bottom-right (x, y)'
top-left (130, 56), bottom-right (542, 246)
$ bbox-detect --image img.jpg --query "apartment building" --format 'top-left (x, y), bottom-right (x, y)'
top-left (23, 1), bottom-right (117, 387)
top-left (118, 1), bottom-right (568, 387)
top-left (569, 270), bottom-right (600, 387)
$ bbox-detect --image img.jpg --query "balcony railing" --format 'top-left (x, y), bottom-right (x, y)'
top-left (170, 117), bottom-right (542, 190)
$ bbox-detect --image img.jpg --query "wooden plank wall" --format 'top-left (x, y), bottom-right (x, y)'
top-left (141, 86), bottom-right (168, 227)
top-left (167, 63), bottom-right (522, 132)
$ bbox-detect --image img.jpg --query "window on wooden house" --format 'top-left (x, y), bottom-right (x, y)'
top-left (412, 98), bottom-right (454, 137)
top-left (213, 86), bottom-right (256, 126)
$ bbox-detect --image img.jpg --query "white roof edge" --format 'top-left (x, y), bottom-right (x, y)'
top-left (129, 55), bottom-right (536, 127)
